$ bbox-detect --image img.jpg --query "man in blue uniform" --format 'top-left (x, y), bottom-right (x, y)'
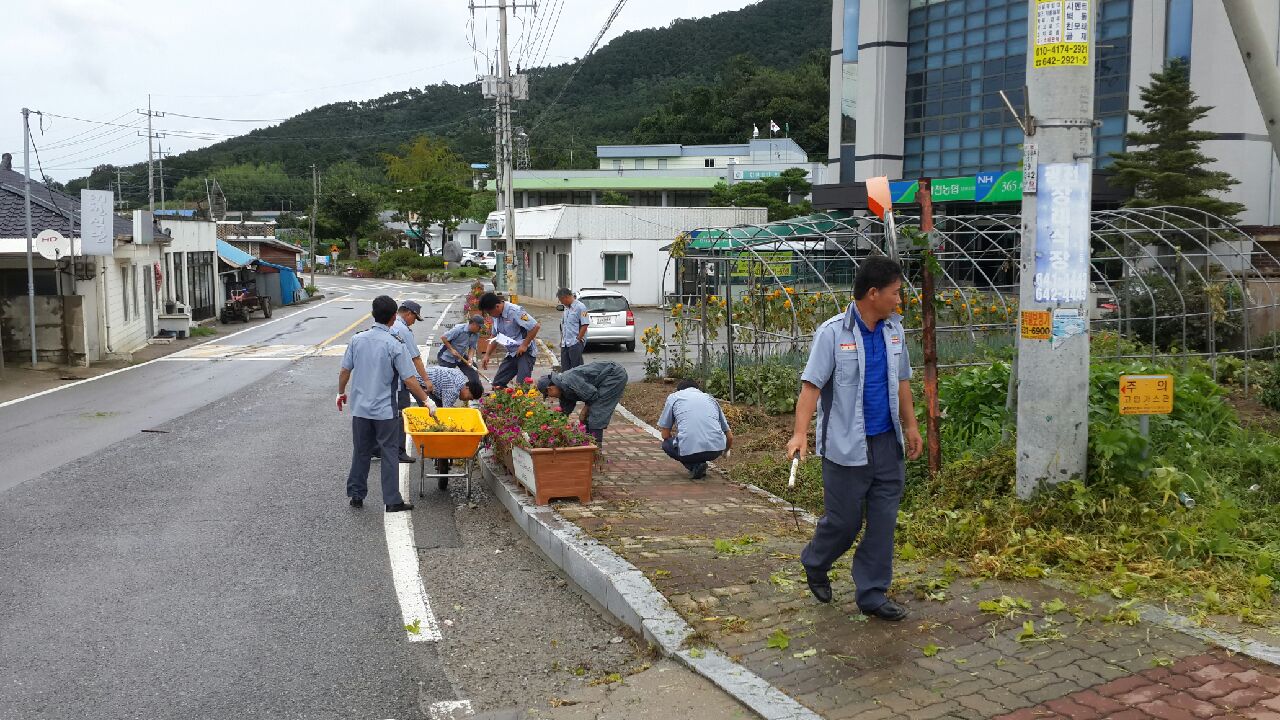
top-left (785, 256), bottom-right (924, 621)
top-left (556, 288), bottom-right (591, 372)
top-left (390, 299), bottom-right (431, 464)
top-left (657, 379), bottom-right (733, 480)
top-left (535, 361), bottom-right (628, 447)
top-left (437, 314), bottom-right (484, 385)
top-left (478, 292), bottom-right (540, 389)
top-left (338, 295), bottom-right (432, 512)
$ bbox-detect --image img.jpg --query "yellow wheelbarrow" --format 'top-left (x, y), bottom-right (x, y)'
top-left (403, 407), bottom-right (488, 499)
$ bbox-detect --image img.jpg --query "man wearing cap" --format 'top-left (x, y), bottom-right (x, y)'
top-left (556, 288), bottom-right (590, 373)
top-left (338, 295), bottom-right (432, 512)
top-left (536, 361), bottom-right (628, 446)
top-left (479, 292), bottom-right (540, 389)
top-left (390, 299), bottom-right (433, 464)
top-left (438, 314), bottom-right (484, 386)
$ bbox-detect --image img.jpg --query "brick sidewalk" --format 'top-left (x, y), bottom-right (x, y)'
top-left (551, 417), bottom-right (1280, 720)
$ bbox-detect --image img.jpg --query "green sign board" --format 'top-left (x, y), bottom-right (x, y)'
top-left (888, 171), bottom-right (1024, 204)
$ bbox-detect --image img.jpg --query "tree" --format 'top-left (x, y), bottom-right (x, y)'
top-left (465, 191), bottom-right (497, 222)
top-left (600, 190), bottom-right (630, 205)
top-left (709, 167), bottom-right (813, 221)
top-left (382, 136), bottom-right (474, 255)
top-left (634, 53), bottom-right (829, 158)
top-left (320, 162), bottom-right (382, 258)
top-left (1109, 58), bottom-right (1246, 222)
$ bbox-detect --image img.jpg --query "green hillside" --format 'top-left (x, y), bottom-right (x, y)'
top-left (68, 0), bottom-right (830, 207)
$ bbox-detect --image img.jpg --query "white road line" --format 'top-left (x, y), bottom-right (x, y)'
top-left (154, 357), bottom-right (295, 362)
top-left (384, 460), bottom-right (441, 643)
top-left (0, 297), bottom-right (345, 410)
top-left (427, 700), bottom-right (475, 719)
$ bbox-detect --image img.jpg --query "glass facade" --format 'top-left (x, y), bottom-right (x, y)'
top-left (902, 0), bottom-right (1132, 179)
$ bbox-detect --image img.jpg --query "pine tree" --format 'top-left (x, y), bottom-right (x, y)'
top-left (1108, 58), bottom-right (1245, 222)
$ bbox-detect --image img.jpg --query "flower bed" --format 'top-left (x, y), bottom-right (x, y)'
top-left (480, 379), bottom-right (597, 504)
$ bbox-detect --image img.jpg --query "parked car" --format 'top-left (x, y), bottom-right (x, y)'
top-left (568, 288), bottom-right (636, 351)
top-left (462, 250), bottom-right (497, 270)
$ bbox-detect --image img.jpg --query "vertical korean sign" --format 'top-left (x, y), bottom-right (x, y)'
top-left (80, 189), bottom-right (115, 256)
top-left (1034, 0), bottom-right (1090, 68)
top-left (1034, 163), bottom-right (1090, 304)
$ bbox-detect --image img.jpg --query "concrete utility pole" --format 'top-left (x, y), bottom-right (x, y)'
top-left (499, 0), bottom-right (517, 293)
top-left (473, 0), bottom-right (531, 293)
top-left (138, 95), bottom-right (165, 212)
top-left (115, 168), bottom-right (125, 210)
top-left (1014, 0), bottom-right (1096, 498)
top-left (21, 108), bottom-right (38, 366)
top-left (1222, 0), bottom-right (1280, 165)
top-left (310, 164), bottom-right (318, 289)
top-left (157, 145), bottom-right (169, 210)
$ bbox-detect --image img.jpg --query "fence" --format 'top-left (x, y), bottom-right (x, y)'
top-left (649, 207), bottom-right (1280, 403)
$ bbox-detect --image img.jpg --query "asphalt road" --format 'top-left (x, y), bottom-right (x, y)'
top-left (0, 276), bottom-right (741, 718)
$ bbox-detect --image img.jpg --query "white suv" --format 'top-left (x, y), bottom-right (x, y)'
top-left (570, 288), bottom-right (636, 351)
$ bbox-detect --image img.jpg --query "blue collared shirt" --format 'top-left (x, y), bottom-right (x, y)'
top-left (493, 302), bottom-right (539, 357)
top-left (854, 313), bottom-right (892, 436)
top-left (657, 387), bottom-right (730, 455)
top-left (561, 300), bottom-right (590, 347)
top-left (390, 317), bottom-right (422, 384)
top-left (800, 303), bottom-right (912, 467)
top-left (438, 322), bottom-right (478, 364)
top-left (341, 324), bottom-right (418, 421)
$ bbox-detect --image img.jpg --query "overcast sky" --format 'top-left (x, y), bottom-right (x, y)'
top-left (3, 0), bottom-right (759, 182)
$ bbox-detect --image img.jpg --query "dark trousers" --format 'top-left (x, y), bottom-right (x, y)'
top-left (492, 352), bottom-right (536, 388)
top-left (661, 437), bottom-right (722, 470)
top-left (800, 432), bottom-right (905, 612)
top-left (560, 343), bottom-right (585, 371)
top-left (439, 358), bottom-right (481, 385)
top-left (346, 416), bottom-right (405, 505)
top-left (393, 389), bottom-right (412, 458)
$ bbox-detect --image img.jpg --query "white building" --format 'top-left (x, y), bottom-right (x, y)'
top-left (491, 205), bottom-right (767, 306)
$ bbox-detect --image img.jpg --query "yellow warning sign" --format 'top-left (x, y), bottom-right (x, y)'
top-left (1118, 375), bottom-right (1174, 416)
top-left (1034, 0), bottom-right (1091, 69)
top-left (1020, 310), bottom-right (1052, 340)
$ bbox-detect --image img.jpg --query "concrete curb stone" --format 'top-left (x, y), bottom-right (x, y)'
top-left (478, 449), bottom-right (820, 720)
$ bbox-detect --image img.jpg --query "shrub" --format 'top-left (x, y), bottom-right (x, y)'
top-left (704, 361), bottom-right (801, 415)
top-left (1260, 362), bottom-right (1280, 412)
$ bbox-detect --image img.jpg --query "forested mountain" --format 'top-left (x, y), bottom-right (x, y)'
top-left (67, 0), bottom-right (830, 208)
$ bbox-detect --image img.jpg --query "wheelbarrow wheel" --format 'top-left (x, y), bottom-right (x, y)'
top-left (262, 297), bottom-right (273, 318)
top-left (436, 458), bottom-right (450, 491)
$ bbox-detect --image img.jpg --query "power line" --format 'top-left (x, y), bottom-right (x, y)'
top-left (530, 0), bottom-right (565, 68)
top-left (151, 59), bottom-right (473, 99)
top-left (531, 0), bottom-right (628, 130)
top-left (164, 112), bottom-right (292, 123)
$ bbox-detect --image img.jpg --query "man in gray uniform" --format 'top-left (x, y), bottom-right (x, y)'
top-left (785, 256), bottom-right (923, 621)
top-left (657, 379), bottom-right (733, 480)
top-left (535, 361), bottom-right (628, 446)
top-left (338, 295), bottom-right (432, 512)
top-left (390, 299), bottom-right (431, 464)
top-left (437, 314), bottom-right (484, 385)
top-left (556, 288), bottom-right (590, 372)
top-left (479, 292), bottom-right (541, 389)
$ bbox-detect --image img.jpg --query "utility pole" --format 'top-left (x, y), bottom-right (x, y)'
top-left (157, 144), bottom-right (170, 211)
top-left (1223, 0), bottom-right (1280, 166)
top-left (138, 94), bottom-right (165, 212)
top-left (21, 108), bottom-right (38, 366)
top-left (1014, 0), bottom-right (1096, 498)
top-left (115, 168), bottom-right (125, 210)
top-left (474, 0), bottom-right (532, 293)
top-left (310, 164), bottom-right (318, 289)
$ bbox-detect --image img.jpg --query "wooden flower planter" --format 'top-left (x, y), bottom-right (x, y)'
top-left (478, 337), bottom-right (491, 354)
top-left (509, 445), bottom-right (596, 505)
